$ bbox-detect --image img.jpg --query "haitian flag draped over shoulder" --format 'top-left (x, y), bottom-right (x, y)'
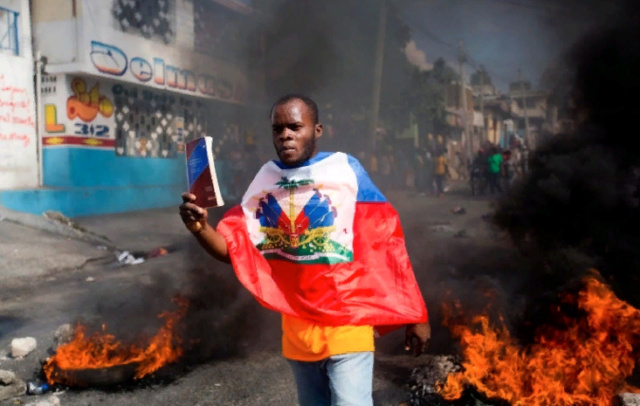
top-left (217, 152), bottom-right (428, 327)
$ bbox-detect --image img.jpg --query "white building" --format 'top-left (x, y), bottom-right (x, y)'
top-left (0, 0), bottom-right (38, 189)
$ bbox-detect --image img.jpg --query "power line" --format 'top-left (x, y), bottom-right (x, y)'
top-left (401, 15), bottom-right (516, 85)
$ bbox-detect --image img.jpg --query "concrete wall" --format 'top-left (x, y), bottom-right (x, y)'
top-left (0, 0), bottom-right (38, 189)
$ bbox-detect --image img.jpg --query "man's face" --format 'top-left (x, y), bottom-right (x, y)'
top-left (271, 99), bottom-right (322, 167)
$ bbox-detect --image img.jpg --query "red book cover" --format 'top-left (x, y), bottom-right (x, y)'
top-left (185, 137), bottom-right (224, 208)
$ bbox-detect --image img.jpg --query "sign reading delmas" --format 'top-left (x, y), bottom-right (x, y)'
top-left (89, 40), bottom-right (248, 104)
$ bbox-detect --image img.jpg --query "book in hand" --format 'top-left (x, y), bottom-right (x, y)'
top-left (185, 136), bottom-right (224, 208)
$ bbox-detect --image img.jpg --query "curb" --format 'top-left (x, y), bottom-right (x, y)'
top-left (0, 206), bottom-right (113, 248)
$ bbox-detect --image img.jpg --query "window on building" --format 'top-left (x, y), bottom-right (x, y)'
top-left (112, 0), bottom-right (176, 45)
top-left (0, 6), bottom-right (19, 56)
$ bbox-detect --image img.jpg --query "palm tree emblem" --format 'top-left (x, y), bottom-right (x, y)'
top-left (275, 177), bottom-right (314, 247)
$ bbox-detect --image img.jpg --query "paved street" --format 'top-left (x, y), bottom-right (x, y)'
top-left (0, 183), bottom-right (508, 406)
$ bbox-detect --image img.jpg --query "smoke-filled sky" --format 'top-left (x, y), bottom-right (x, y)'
top-left (399, 0), bottom-right (618, 91)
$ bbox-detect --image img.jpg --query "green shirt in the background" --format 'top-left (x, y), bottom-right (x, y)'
top-left (488, 153), bottom-right (503, 174)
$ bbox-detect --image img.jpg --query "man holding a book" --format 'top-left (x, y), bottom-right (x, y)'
top-left (180, 95), bottom-right (430, 406)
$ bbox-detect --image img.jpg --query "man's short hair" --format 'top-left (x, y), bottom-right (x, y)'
top-left (270, 94), bottom-right (319, 124)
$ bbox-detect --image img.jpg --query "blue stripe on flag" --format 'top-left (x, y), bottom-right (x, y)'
top-left (346, 154), bottom-right (386, 202)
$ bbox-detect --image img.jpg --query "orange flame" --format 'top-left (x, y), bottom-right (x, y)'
top-left (44, 296), bottom-right (188, 385)
top-left (438, 274), bottom-right (640, 405)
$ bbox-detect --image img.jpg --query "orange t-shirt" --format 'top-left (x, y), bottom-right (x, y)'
top-left (434, 156), bottom-right (447, 175)
top-left (281, 314), bottom-right (375, 361)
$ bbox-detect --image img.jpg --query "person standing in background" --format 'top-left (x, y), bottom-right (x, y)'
top-left (487, 147), bottom-right (503, 194)
top-left (434, 152), bottom-right (448, 197)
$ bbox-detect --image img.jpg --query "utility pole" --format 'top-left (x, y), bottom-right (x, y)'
top-left (518, 68), bottom-right (530, 149)
top-left (368, 0), bottom-right (387, 155)
top-left (458, 40), bottom-right (471, 162)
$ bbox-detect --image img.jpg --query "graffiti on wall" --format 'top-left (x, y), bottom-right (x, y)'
top-left (89, 41), bottom-right (246, 103)
top-left (0, 75), bottom-right (35, 148)
top-left (0, 62), bottom-right (38, 188)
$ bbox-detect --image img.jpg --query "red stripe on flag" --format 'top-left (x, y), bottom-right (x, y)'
top-left (217, 203), bottom-right (428, 329)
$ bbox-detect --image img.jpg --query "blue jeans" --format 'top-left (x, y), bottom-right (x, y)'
top-left (288, 352), bottom-right (374, 406)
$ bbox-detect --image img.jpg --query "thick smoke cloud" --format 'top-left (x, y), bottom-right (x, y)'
top-left (492, 0), bottom-right (640, 333)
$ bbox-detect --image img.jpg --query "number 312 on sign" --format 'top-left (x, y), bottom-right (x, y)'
top-left (74, 123), bottom-right (110, 136)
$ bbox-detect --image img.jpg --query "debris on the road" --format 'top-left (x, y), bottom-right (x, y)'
top-left (0, 369), bottom-right (27, 402)
top-left (408, 355), bottom-right (461, 404)
top-left (85, 276), bottom-right (95, 282)
top-left (617, 393), bottom-right (640, 406)
top-left (53, 324), bottom-right (73, 350)
top-left (116, 250), bottom-right (145, 265)
top-left (146, 247), bottom-right (168, 259)
top-left (96, 245), bottom-right (108, 250)
top-left (26, 380), bottom-right (51, 395)
top-left (0, 370), bottom-right (16, 385)
top-left (10, 337), bottom-right (37, 359)
top-left (451, 206), bottom-right (466, 215)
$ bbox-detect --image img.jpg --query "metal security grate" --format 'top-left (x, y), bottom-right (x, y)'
top-left (0, 6), bottom-right (19, 56)
top-left (112, 0), bottom-right (175, 44)
top-left (113, 87), bottom-right (212, 158)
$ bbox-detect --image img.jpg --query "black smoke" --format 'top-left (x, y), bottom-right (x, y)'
top-left (491, 0), bottom-right (640, 335)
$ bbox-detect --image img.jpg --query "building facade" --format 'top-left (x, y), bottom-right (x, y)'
top-left (0, 0), bottom-right (38, 190)
top-left (0, 0), bottom-right (262, 217)
top-left (508, 80), bottom-right (550, 149)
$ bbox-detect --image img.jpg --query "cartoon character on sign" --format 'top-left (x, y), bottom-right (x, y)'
top-left (67, 78), bottom-right (114, 122)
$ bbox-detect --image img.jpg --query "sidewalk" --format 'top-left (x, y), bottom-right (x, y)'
top-left (0, 205), bottom-right (187, 283)
top-left (0, 219), bottom-right (106, 282)
top-left (74, 206), bottom-right (186, 253)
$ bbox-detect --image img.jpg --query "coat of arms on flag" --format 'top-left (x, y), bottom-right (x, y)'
top-left (219, 152), bottom-right (428, 327)
top-left (254, 176), bottom-right (354, 264)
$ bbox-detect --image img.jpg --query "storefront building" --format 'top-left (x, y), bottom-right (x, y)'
top-left (0, 0), bottom-right (261, 216)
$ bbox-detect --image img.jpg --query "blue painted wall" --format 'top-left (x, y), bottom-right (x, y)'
top-left (43, 148), bottom-right (185, 187)
top-left (0, 147), bottom-right (237, 217)
top-left (0, 184), bottom-right (185, 217)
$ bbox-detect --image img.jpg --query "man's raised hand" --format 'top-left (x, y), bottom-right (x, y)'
top-left (180, 192), bottom-right (208, 233)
